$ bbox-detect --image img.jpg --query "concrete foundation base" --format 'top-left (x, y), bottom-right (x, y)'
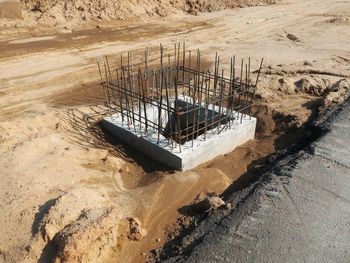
top-left (102, 104), bottom-right (256, 171)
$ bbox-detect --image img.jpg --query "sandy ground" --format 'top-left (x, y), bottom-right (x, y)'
top-left (0, 0), bottom-right (349, 262)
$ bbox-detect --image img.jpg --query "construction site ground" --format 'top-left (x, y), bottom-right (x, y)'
top-left (0, 0), bottom-right (349, 262)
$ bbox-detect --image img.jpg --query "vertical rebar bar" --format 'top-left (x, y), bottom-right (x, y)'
top-left (137, 68), bottom-right (142, 132)
top-left (217, 69), bottom-right (225, 133)
top-left (116, 68), bottom-right (124, 122)
top-left (204, 71), bottom-right (210, 140)
top-left (174, 77), bottom-right (181, 152)
top-left (157, 45), bottom-right (164, 144)
top-left (121, 66), bottom-right (131, 127)
top-left (140, 72), bottom-right (148, 133)
top-left (127, 52), bottom-right (136, 129)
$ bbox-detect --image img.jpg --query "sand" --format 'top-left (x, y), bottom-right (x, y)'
top-left (15, 0), bottom-right (277, 27)
top-left (0, 0), bottom-right (349, 262)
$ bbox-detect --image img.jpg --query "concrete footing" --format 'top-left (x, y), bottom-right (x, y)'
top-left (102, 104), bottom-right (256, 171)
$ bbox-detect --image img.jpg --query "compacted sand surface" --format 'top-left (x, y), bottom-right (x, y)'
top-left (0, 0), bottom-right (349, 262)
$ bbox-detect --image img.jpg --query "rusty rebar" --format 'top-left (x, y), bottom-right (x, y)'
top-left (97, 45), bottom-right (261, 150)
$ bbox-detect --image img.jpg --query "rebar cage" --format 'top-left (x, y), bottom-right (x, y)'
top-left (97, 43), bottom-right (263, 152)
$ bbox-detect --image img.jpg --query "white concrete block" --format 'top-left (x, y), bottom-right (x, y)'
top-left (102, 106), bottom-right (256, 171)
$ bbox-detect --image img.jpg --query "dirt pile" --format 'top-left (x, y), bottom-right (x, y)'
top-left (127, 217), bottom-right (147, 241)
top-left (38, 187), bottom-right (111, 242)
top-left (53, 207), bottom-right (120, 263)
top-left (192, 192), bottom-right (226, 213)
top-left (257, 62), bottom-right (350, 106)
top-left (25, 186), bottom-right (122, 263)
top-left (18, 0), bottom-right (277, 26)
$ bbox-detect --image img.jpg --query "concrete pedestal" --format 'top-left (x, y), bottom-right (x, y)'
top-left (102, 104), bottom-right (256, 171)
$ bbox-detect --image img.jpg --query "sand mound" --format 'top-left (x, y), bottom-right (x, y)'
top-left (323, 79), bottom-right (350, 106)
top-left (257, 61), bottom-right (350, 106)
top-left (53, 207), bottom-right (120, 263)
top-left (294, 77), bottom-right (329, 96)
top-left (38, 187), bottom-right (111, 242)
top-left (127, 217), bottom-right (148, 241)
top-left (25, 186), bottom-right (122, 263)
top-left (19, 0), bottom-right (277, 26)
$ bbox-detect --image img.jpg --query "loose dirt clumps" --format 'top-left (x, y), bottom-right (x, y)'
top-left (295, 77), bottom-right (350, 106)
top-left (323, 79), bottom-right (350, 106)
top-left (25, 186), bottom-right (122, 263)
top-left (294, 77), bottom-right (329, 96)
top-left (328, 16), bottom-right (350, 25)
top-left (257, 62), bottom-right (350, 107)
top-left (38, 187), bottom-right (111, 242)
top-left (128, 218), bottom-right (148, 241)
top-left (192, 192), bottom-right (226, 213)
top-left (186, 0), bottom-right (277, 15)
top-left (53, 207), bottom-right (120, 263)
